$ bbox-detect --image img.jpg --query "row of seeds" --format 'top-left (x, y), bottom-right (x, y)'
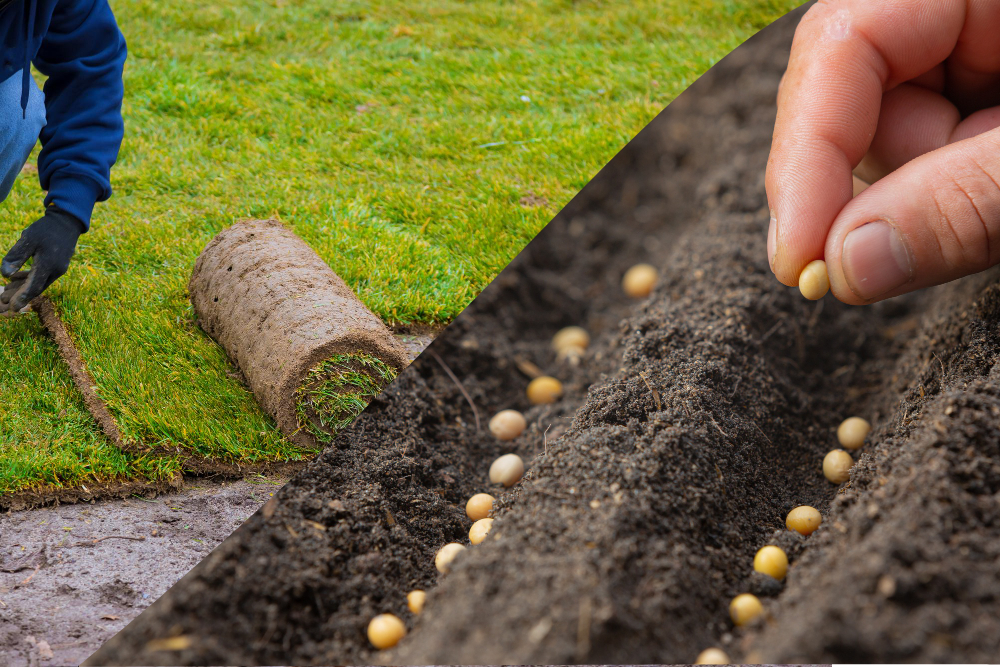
top-left (366, 264), bottom-right (657, 652)
top-left (695, 415), bottom-right (872, 664)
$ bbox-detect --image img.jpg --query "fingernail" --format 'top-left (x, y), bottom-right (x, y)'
top-left (767, 213), bottom-right (777, 271)
top-left (842, 221), bottom-right (913, 299)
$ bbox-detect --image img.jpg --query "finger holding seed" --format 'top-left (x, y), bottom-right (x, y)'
top-left (798, 259), bottom-right (830, 300)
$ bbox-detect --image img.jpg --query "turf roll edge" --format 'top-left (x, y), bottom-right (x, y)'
top-left (189, 219), bottom-right (409, 447)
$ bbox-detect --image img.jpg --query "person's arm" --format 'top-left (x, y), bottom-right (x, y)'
top-left (766, 0), bottom-right (1000, 304)
top-left (36, 0), bottom-right (127, 229)
top-left (0, 0), bottom-right (126, 314)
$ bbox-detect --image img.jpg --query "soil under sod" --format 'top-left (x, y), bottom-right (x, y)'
top-left (88, 8), bottom-right (1000, 665)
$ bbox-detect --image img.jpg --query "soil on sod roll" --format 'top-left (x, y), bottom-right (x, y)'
top-left (87, 8), bottom-right (1000, 665)
top-left (189, 219), bottom-right (410, 447)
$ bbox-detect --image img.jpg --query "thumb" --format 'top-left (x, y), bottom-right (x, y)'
top-left (2, 233), bottom-right (35, 278)
top-left (826, 128), bottom-right (1000, 304)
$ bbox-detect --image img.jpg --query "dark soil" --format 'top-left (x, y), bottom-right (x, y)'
top-left (87, 6), bottom-right (1000, 665)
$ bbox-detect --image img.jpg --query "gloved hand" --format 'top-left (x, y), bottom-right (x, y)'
top-left (0, 207), bottom-right (84, 315)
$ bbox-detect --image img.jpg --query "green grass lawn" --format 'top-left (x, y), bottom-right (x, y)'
top-left (0, 0), bottom-right (798, 499)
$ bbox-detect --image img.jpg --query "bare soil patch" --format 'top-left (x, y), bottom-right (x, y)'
top-left (1, 475), bottom-right (287, 667)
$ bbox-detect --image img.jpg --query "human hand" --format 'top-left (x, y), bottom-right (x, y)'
top-left (766, 0), bottom-right (1000, 303)
top-left (0, 207), bottom-right (83, 314)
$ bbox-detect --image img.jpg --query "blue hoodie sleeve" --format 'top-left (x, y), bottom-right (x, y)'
top-left (33, 0), bottom-right (126, 229)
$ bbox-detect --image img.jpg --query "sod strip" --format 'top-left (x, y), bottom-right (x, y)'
top-left (34, 296), bottom-right (127, 450)
top-left (1, 297), bottom-right (182, 507)
top-left (188, 219), bottom-right (410, 447)
top-left (0, 474), bottom-right (183, 512)
top-left (32, 296), bottom-right (300, 482)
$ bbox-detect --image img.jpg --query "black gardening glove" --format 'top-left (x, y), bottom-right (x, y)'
top-left (1, 207), bottom-right (84, 315)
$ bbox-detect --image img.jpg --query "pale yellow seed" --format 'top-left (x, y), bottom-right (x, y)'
top-left (406, 590), bottom-right (426, 615)
top-left (469, 517), bottom-right (494, 545)
top-left (729, 593), bottom-right (764, 626)
top-left (837, 416), bottom-right (871, 450)
top-left (852, 174), bottom-right (870, 197)
top-left (823, 449), bottom-right (854, 484)
top-left (435, 542), bottom-right (466, 573)
top-left (552, 326), bottom-right (590, 352)
top-left (786, 505), bottom-right (822, 536)
top-left (489, 453), bottom-right (524, 487)
top-left (753, 545), bottom-right (788, 581)
top-left (695, 648), bottom-right (731, 664)
top-left (798, 259), bottom-right (830, 300)
top-left (367, 613), bottom-right (406, 649)
top-left (527, 376), bottom-right (563, 404)
top-left (465, 493), bottom-right (495, 521)
top-left (489, 409), bottom-right (527, 441)
top-left (622, 263), bottom-right (658, 298)
top-left (557, 344), bottom-right (586, 364)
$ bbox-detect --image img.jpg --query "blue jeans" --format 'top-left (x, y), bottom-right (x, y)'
top-left (0, 70), bottom-right (46, 202)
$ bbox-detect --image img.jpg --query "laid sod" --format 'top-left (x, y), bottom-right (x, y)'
top-left (0, 0), bottom-right (799, 498)
top-left (0, 315), bottom-right (178, 497)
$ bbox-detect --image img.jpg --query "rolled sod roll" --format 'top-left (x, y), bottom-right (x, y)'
top-left (189, 219), bottom-right (409, 447)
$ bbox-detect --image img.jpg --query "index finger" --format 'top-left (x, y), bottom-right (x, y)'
top-left (766, 0), bottom-right (966, 286)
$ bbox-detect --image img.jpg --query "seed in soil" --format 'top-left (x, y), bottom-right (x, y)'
top-left (729, 593), bottom-right (764, 626)
top-left (551, 326), bottom-right (590, 352)
top-left (786, 505), bottom-right (822, 535)
top-left (466, 493), bottom-right (495, 521)
top-left (798, 259), bottom-right (829, 300)
top-left (622, 263), bottom-right (658, 298)
top-left (753, 545), bottom-right (788, 580)
top-left (695, 647), bottom-right (731, 664)
top-left (526, 376), bottom-right (563, 404)
top-left (489, 453), bottom-right (525, 487)
top-left (823, 449), bottom-right (854, 484)
top-left (407, 590), bottom-right (426, 615)
top-left (557, 344), bottom-right (586, 364)
top-left (837, 416), bottom-right (871, 450)
top-left (367, 613), bottom-right (406, 649)
top-left (435, 542), bottom-right (466, 574)
top-left (469, 517), bottom-right (493, 545)
top-left (488, 409), bottom-right (527, 440)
